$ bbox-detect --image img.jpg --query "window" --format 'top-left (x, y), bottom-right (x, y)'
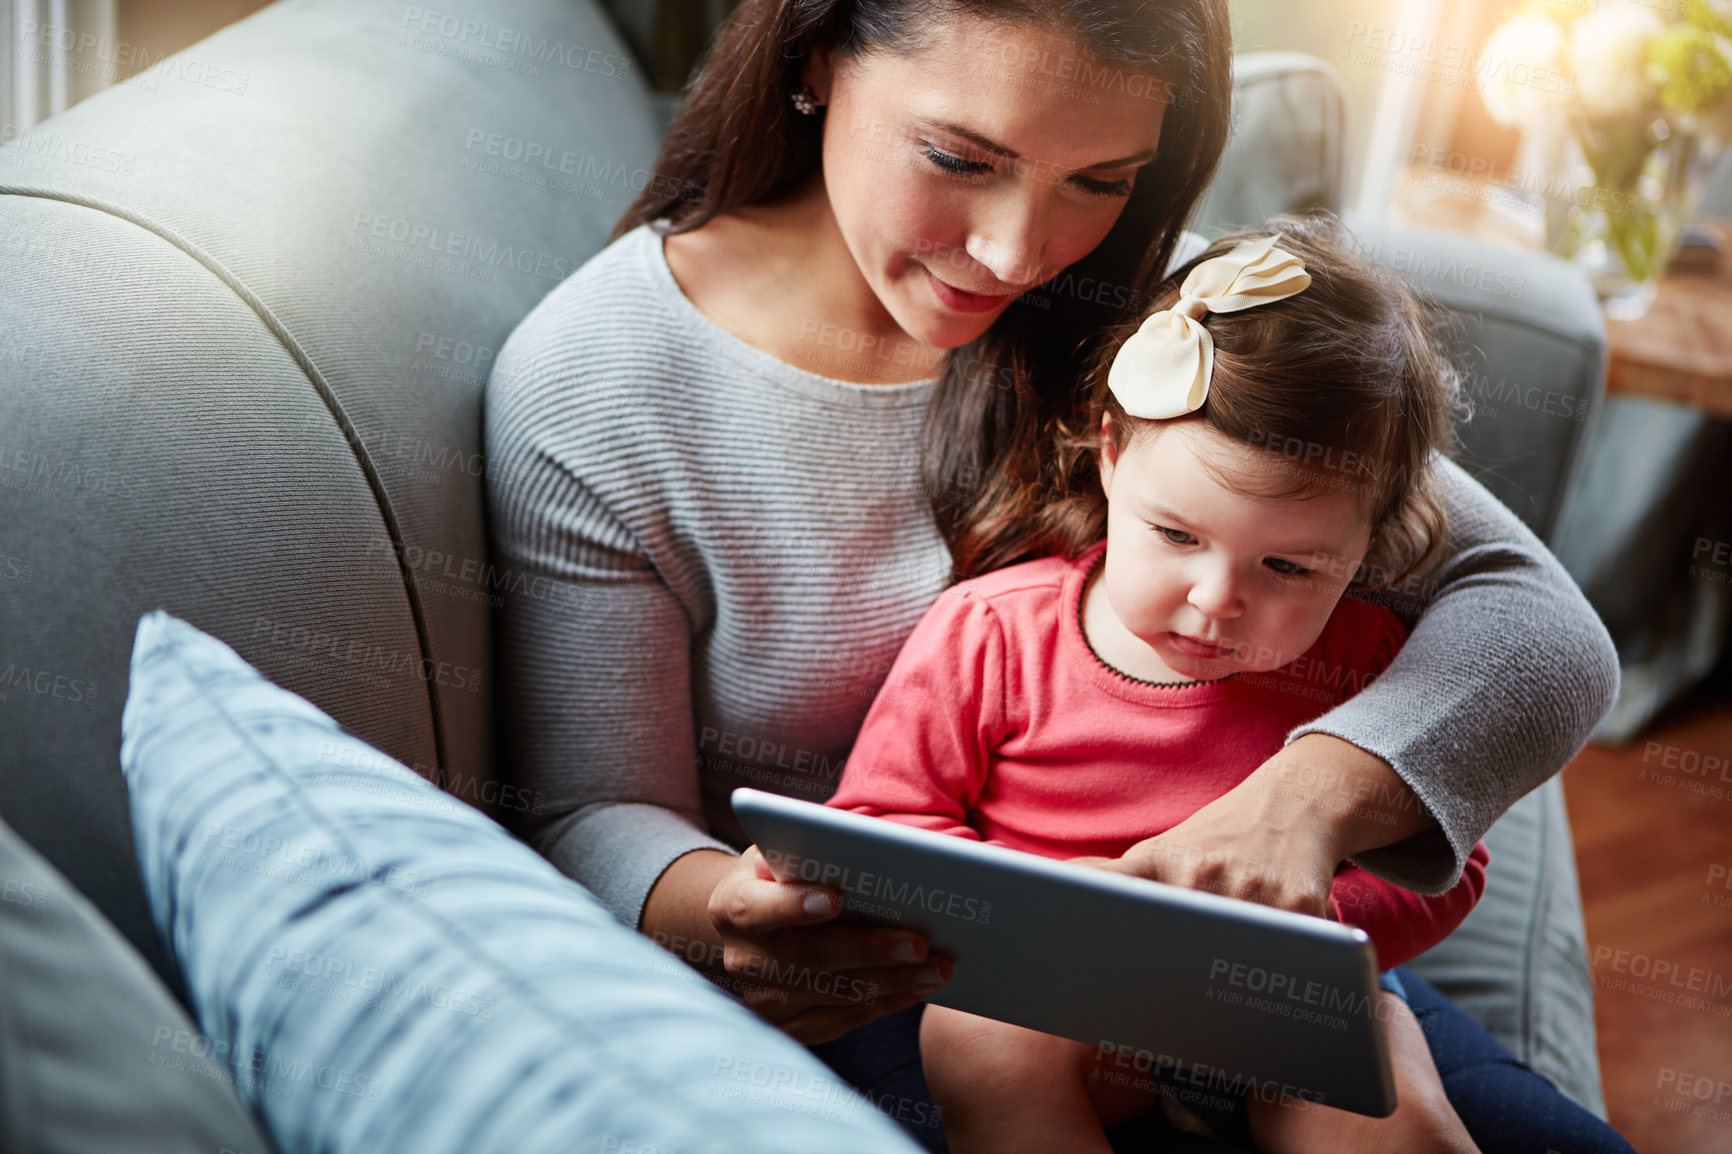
top-left (4, 0), bottom-right (118, 139)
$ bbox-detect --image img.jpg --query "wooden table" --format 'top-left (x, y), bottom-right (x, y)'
top-left (1391, 166), bottom-right (1732, 419)
top-left (1603, 224), bottom-right (1732, 420)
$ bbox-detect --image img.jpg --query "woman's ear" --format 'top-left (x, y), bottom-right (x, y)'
top-left (803, 43), bottom-right (835, 103)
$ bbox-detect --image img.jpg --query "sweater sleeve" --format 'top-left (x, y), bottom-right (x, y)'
top-left (826, 588), bottom-right (1006, 845)
top-left (1287, 455), bottom-right (1619, 894)
top-left (1326, 840), bottom-right (1491, 971)
top-left (483, 341), bottom-right (732, 931)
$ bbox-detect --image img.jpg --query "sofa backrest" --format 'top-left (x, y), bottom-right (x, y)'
top-left (0, 8), bottom-right (1604, 994)
top-left (1192, 55), bottom-right (1605, 544)
top-left (1345, 217), bottom-right (1606, 540)
top-left (1191, 52), bottom-right (1349, 240)
top-left (0, 0), bottom-right (660, 986)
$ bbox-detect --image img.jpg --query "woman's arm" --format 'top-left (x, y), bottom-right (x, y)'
top-left (486, 418), bottom-right (733, 930)
top-left (1076, 735), bottom-right (1420, 918)
top-left (1286, 455), bottom-right (1618, 891)
top-left (485, 329), bottom-right (945, 1042)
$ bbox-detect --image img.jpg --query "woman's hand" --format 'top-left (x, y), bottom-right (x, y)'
top-left (702, 846), bottom-right (953, 1044)
top-left (1072, 735), bottom-right (1435, 919)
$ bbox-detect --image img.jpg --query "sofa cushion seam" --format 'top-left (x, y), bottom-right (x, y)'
top-left (0, 184), bottom-right (449, 787)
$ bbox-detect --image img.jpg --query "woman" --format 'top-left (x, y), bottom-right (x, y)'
top-left (483, 1), bottom-right (1625, 1150)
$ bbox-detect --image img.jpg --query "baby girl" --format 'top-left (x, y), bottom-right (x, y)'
top-left (827, 217), bottom-right (1490, 1154)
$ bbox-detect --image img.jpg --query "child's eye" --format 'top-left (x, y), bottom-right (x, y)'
top-left (921, 144), bottom-right (991, 178)
top-left (1154, 526), bottom-right (1194, 545)
top-left (1265, 557), bottom-right (1312, 578)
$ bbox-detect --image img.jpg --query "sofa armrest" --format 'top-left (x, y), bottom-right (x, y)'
top-left (1404, 778), bottom-right (1607, 1120)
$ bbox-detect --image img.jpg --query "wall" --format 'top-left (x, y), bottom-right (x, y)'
top-left (114, 0), bottom-right (272, 79)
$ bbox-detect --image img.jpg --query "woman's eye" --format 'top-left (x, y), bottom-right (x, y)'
top-left (1265, 557), bottom-right (1312, 578)
top-left (921, 144), bottom-right (990, 177)
top-left (1071, 174), bottom-right (1134, 198)
top-left (922, 142), bottom-right (1133, 197)
top-left (1155, 526), bottom-right (1194, 545)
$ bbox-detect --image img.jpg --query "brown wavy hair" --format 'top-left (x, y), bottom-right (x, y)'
top-left (1028, 214), bottom-right (1464, 590)
top-left (613, 0), bottom-right (1235, 582)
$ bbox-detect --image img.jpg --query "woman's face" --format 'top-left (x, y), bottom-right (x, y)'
top-left (805, 15), bottom-right (1171, 349)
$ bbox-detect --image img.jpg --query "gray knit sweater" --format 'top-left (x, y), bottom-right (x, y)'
top-left (483, 223), bottom-right (1619, 930)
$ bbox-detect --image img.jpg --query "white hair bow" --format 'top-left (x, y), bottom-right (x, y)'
top-left (1107, 235), bottom-right (1312, 420)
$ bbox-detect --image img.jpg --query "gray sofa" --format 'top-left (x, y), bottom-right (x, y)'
top-left (0, 0), bottom-right (1609, 1131)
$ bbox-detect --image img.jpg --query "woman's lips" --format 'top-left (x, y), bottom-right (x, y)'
top-left (1168, 633), bottom-right (1231, 660)
top-left (923, 266), bottom-right (1014, 314)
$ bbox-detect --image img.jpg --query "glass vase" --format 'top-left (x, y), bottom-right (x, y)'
top-left (1534, 111), bottom-right (1720, 320)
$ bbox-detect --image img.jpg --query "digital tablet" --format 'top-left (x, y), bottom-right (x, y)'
top-left (732, 787), bottom-right (1397, 1118)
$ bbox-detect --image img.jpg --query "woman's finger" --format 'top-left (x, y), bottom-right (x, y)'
top-left (710, 846), bottom-right (844, 934)
top-left (1129, 839), bottom-right (1331, 919)
top-left (1065, 855), bottom-right (1129, 874)
top-left (720, 942), bottom-right (952, 1000)
top-left (705, 846), bottom-right (955, 1036)
top-left (1217, 864), bottom-right (1330, 917)
top-left (752, 921), bottom-right (935, 973)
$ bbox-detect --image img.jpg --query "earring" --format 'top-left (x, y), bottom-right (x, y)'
top-left (790, 83), bottom-right (822, 115)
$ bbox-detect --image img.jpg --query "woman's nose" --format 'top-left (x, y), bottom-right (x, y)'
top-left (964, 192), bottom-right (1047, 289)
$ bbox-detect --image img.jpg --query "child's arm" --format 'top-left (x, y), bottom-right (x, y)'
top-left (1326, 839), bottom-right (1491, 970)
top-left (826, 587), bottom-right (1011, 843)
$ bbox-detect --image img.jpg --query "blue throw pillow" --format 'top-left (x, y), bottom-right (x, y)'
top-left (119, 609), bottom-right (919, 1154)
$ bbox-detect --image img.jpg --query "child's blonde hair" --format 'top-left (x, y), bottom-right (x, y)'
top-left (1048, 212), bottom-right (1465, 590)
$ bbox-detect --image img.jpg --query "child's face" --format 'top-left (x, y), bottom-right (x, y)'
top-left (1095, 416), bottom-right (1374, 681)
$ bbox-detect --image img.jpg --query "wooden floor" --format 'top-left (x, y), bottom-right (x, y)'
top-left (1562, 691), bottom-right (1732, 1154)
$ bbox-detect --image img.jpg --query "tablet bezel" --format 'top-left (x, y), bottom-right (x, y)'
top-left (732, 786), bottom-right (1398, 1118)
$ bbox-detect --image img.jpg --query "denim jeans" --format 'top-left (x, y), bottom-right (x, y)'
top-left (809, 966), bottom-right (1636, 1154)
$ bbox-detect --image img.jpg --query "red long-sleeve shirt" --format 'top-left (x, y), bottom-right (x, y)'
top-left (828, 540), bottom-right (1489, 971)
